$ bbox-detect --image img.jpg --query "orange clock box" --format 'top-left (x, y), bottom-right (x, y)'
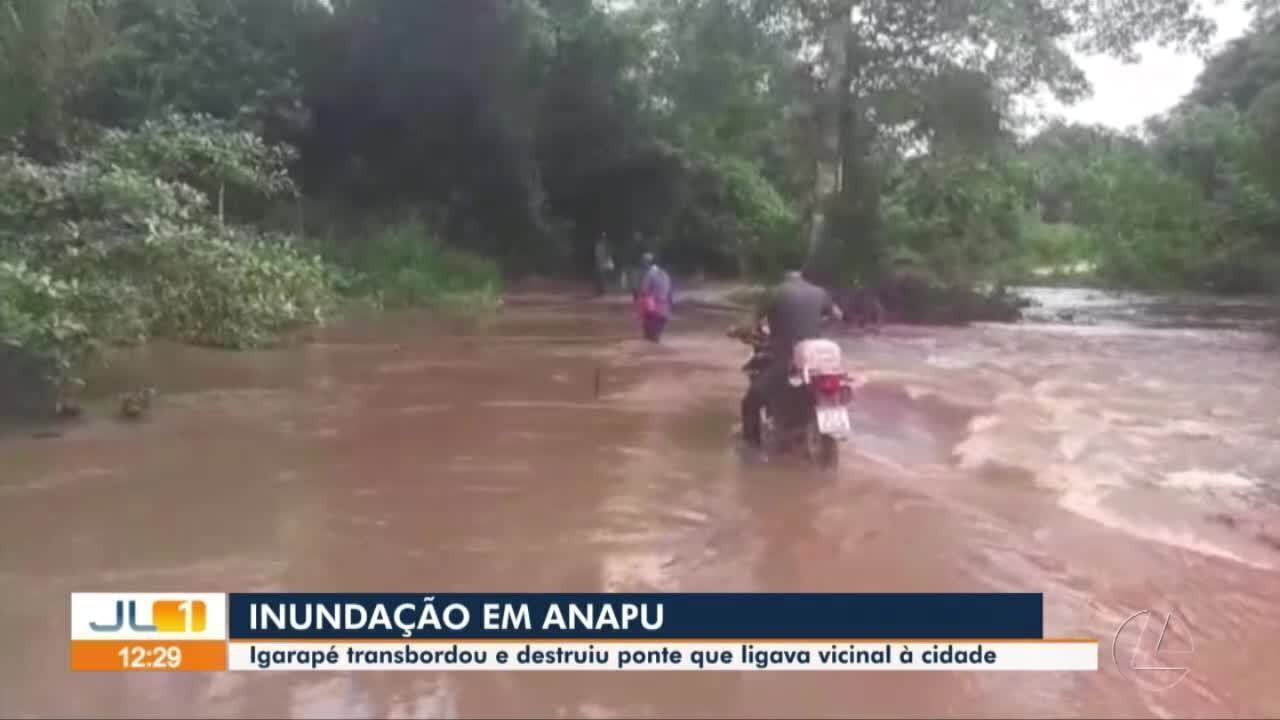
top-left (71, 640), bottom-right (228, 671)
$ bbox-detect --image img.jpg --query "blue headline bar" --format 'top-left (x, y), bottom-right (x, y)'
top-left (227, 593), bottom-right (1043, 640)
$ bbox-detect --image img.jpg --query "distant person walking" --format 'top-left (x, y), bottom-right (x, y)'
top-left (635, 252), bottom-right (673, 342)
top-left (622, 231), bottom-right (645, 295)
top-left (593, 233), bottom-right (615, 297)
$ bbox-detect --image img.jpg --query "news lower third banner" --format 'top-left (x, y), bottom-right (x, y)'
top-left (70, 593), bottom-right (1098, 672)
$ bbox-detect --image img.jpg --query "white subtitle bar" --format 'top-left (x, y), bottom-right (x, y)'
top-left (229, 640), bottom-right (1098, 671)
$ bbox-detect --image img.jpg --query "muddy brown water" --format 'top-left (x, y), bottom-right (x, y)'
top-left (1, 287), bottom-right (1278, 719)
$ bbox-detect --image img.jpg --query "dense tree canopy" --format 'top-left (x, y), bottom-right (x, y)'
top-left (1013, 15), bottom-right (1280, 291)
top-left (2, 0), bottom-right (1278, 384)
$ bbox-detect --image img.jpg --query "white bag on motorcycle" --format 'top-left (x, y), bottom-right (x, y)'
top-left (790, 339), bottom-right (843, 383)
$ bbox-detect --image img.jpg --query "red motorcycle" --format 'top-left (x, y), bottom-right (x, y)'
top-left (730, 321), bottom-right (857, 467)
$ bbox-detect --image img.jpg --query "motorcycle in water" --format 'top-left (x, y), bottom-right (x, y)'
top-left (729, 322), bottom-right (856, 467)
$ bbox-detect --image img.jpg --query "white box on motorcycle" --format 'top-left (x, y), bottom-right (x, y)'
top-left (791, 339), bottom-right (843, 380)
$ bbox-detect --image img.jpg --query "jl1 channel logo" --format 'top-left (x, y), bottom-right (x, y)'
top-left (90, 598), bottom-right (207, 633)
top-left (71, 593), bottom-right (227, 640)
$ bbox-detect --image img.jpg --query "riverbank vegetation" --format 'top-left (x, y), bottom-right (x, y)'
top-left (0, 114), bottom-right (339, 405)
top-left (3, 0), bottom-right (1279, 414)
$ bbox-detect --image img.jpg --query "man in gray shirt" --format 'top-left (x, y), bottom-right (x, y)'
top-left (740, 270), bottom-right (842, 449)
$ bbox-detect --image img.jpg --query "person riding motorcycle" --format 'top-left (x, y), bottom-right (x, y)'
top-left (740, 270), bottom-right (843, 450)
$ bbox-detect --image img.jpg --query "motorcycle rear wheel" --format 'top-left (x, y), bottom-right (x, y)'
top-left (806, 419), bottom-right (839, 468)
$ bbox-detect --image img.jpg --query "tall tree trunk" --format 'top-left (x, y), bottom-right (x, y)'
top-left (805, 2), bottom-right (853, 263)
top-left (839, 87), bottom-right (858, 198)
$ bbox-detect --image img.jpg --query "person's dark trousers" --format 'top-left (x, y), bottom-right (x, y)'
top-left (642, 312), bottom-right (667, 342)
top-left (740, 357), bottom-right (788, 448)
top-left (594, 271), bottom-right (607, 296)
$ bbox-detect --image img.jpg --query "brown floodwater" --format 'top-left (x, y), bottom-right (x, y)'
top-left (1, 287), bottom-right (1278, 719)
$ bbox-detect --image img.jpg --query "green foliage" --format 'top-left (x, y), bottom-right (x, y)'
top-left (0, 153), bottom-right (206, 232)
top-left (1137, 20), bottom-right (1280, 291)
top-left (1076, 150), bottom-right (1212, 288)
top-left (1019, 216), bottom-right (1095, 276)
top-left (115, 224), bottom-right (336, 348)
top-left (73, 0), bottom-right (316, 130)
top-left (1186, 20), bottom-right (1280, 112)
top-left (667, 152), bottom-right (801, 277)
top-left (0, 112), bottom-right (296, 238)
top-left (27, 0), bottom-right (1226, 299)
top-left (0, 115), bottom-right (338, 405)
top-left (1023, 74), bottom-right (1280, 293)
top-left (880, 152), bottom-right (1037, 286)
top-left (320, 217), bottom-right (502, 310)
top-left (95, 114), bottom-right (298, 201)
top-left (0, 259), bottom-right (96, 378)
top-left (3, 222), bottom-right (337, 353)
top-left (635, 0), bottom-right (796, 160)
top-left (302, 0), bottom-right (553, 262)
top-left (0, 0), bottom-right (112, 157)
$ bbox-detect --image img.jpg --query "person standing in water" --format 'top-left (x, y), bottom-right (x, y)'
top-left (635, 252), bottom-right (673, 342)
top-left (622, 231), bottom-right (645, 295)
top-left (593, 233), bottom-right (615, 297)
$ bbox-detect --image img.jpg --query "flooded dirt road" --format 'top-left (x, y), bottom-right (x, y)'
top-left (1, 287), bottom-right (1278, 718)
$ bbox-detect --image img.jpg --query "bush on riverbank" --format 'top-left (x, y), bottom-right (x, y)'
top-left (0, 116), bottom-right (341, 415)
top-left (315, 216), bottom-right (502, 311)
top-left (0, 116), bottom-right (508, 417)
